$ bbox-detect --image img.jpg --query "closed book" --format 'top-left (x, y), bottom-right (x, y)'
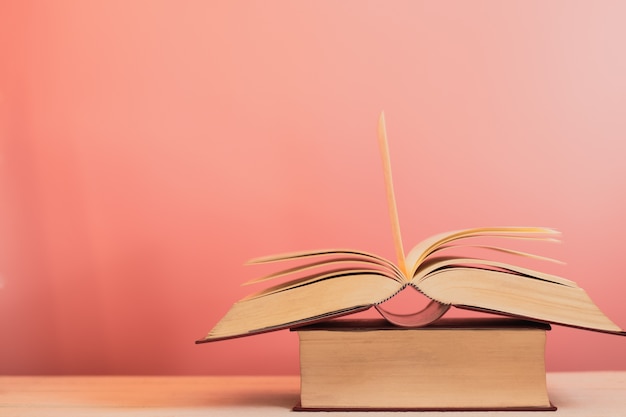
top-left (294, 318), bottom-right (555, 411)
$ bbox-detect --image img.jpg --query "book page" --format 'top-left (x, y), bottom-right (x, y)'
top-left (412, 256), bottom-right (575, 287)
top-left (405, 227), bottom-right (560, 277)
top-left (245, 250), bottom-right (403, 285)
top-left (377, 112), bottom-right (408, 279)
top-left (245, 269), bottom-right (400, 300)
top-left (201, 273), bottom-right (403, 342)
top-left (418, 267), bottom-right (623, 333)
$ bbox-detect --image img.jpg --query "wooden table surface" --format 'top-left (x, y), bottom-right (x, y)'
top-left (1, 372), bottom-right (625, 416)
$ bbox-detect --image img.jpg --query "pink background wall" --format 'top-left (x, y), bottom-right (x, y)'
top-left (1, 1), bottom-right (625, 374)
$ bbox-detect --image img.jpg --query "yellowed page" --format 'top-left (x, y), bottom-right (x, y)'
top-left (405, 227), bottom-right (560, 277)
top-left (245, 251), bottom-right (403, 285)
top-left (427, 243), bottom-right (565, 266)
top-left (418, 267), bottom-right (623, 333)
top-left (412, 256), bottom-right (576, 287)
top-left (245, 269), bottom-right (400, 300)
top-left (202, 274), bottom-right (403, 341)
top-left (377, 112), bottom-right (408, 280)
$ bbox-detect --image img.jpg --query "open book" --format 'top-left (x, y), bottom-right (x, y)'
top-left (197, 114), bottom-right (624, 343)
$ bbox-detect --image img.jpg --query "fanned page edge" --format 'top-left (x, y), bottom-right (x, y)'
top-left (245, 250), bottom-right (403, 285)
top-left (244, 269), bottom-right (401, 300)
top-left (416, 267), bottom-right (624, 334)
top-left (195, 305), bottom-right (373, 343)
top-left (198, 272), bottom-right (403, 343)
top-left (412, 256), bottom-right (575, 287)
top-left (428, 243), bottom-right (566, 266)
top-left (405, 227), bottom-right (561, 277)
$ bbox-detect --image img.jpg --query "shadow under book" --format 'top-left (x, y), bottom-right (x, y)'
top-left (292, 318), bottom-right (556, 411)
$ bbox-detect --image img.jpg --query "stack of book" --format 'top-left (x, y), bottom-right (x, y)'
top-left (197, 114), bottom-right (624, 411)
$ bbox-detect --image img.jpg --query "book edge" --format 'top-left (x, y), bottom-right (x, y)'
top-left (195, 305), bottom-right (372, 343)
top-left (292, 317), bottom-right (552, 332)
top-left (292, 402), bottom-right (557, 412)
top-left (456, 305), bottom-right (626, 336)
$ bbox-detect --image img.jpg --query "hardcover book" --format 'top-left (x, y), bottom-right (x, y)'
top-left (294, 318), bottom-right (554, 411)
top-left (197, 113), bottom-right (624, 343)
top-left (197, 113), bottom-right (624, 411)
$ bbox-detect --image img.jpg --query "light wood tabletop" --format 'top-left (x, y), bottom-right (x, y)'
top-left (1, 372), bottom-right (625, 416)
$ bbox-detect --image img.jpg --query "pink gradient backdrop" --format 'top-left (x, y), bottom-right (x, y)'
top-left (1, 1), bottom-right (625, 374)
